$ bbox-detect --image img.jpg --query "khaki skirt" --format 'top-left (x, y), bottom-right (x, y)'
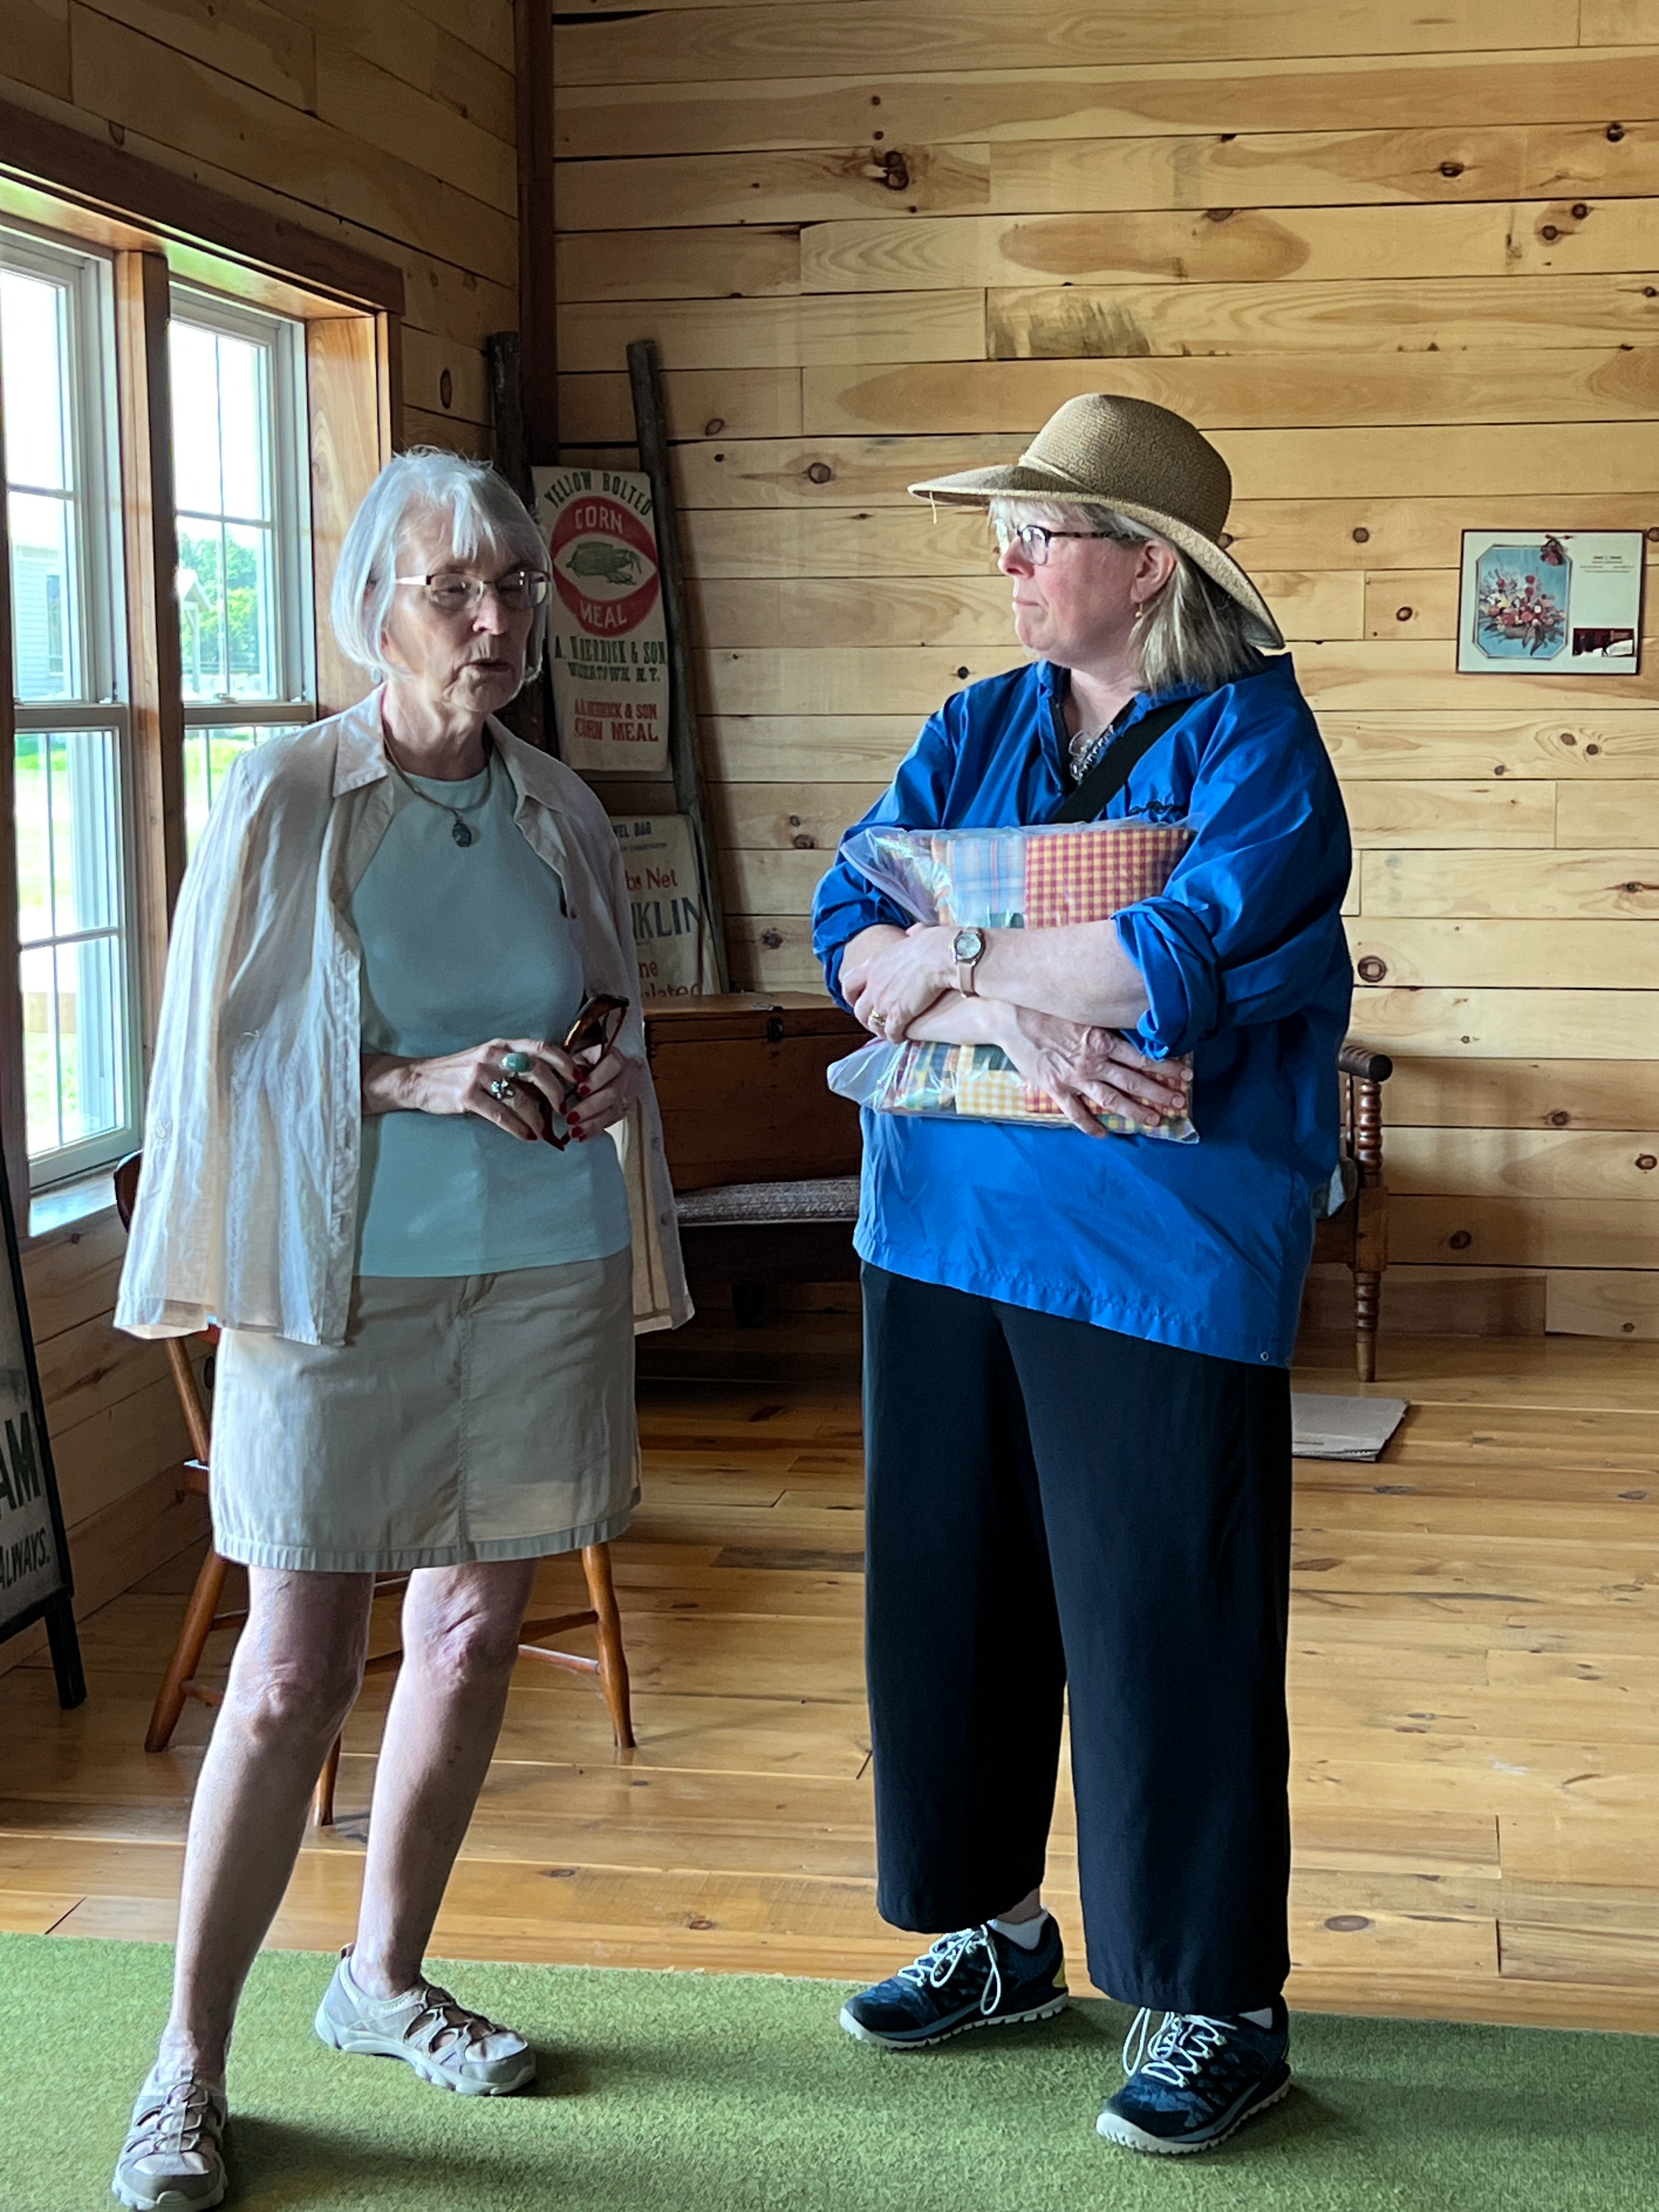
top-left (208, 1248), bottom-right (637, 1573)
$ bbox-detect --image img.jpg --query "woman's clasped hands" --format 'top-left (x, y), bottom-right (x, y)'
top-left (844, 921), bottom-right (1188, 1138)
top-left (362, 1035), bottom-right (641, 1144)
top-left (997, 1007), bottom-right (1189, 1137)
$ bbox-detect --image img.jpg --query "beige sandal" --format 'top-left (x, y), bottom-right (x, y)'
top-left (112, 2067), bottom-right (228, 2211)
top-left (314, 1949), bottom-right (535, 2096)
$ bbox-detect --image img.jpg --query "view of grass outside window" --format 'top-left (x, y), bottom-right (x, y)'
top-left (2, 236), bottom-right (139, 1182)
top-left (170, 297), bottom-right (313, 854)
top-left (182, 724), bottom-right (304, 850)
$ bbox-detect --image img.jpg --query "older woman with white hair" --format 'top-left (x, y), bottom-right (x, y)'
top-left (813, 396), bottom-right (1352, 2157)
top-left (111, 449), bottom-right (686, 2211)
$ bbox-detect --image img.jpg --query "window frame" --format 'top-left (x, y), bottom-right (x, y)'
top-left (2, 224), bottom-right (146, 1190)
top-left (0, 103), bottom-right (403, 1230)
top-left (2, 225), bottom-right (127, 713)
top-left (167, 286), bottom-right (319, 858)
top-left (169, 284), bottom-right (317, 727)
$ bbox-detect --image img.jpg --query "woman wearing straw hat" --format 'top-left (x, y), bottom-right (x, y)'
top-left (812, 395), bottom-right (1352, 2154)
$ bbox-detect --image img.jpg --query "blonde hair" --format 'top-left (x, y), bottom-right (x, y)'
top-left (989, 495), bottom-right (1257, 694)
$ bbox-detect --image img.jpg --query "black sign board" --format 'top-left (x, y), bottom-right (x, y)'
top-left (0, 1149), bottom-right (85, 1708)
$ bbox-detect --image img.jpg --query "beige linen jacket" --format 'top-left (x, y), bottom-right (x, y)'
top-left (115, 691), bottom-right (691, 1347)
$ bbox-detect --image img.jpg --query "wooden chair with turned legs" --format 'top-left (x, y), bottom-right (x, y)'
top-left (114, 1153), bottom-right (635, 1826)
top-left (1309, 1042), bottom-right (1394, 1383)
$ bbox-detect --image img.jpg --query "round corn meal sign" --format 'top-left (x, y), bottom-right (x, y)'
top-left (534, 464), bottom-right (672, 777)
top-left (550, 493), bottom-right (662, 637)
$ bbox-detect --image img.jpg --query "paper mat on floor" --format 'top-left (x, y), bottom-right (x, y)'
top-left (1291, 1393), bottom-right (1407, 1462)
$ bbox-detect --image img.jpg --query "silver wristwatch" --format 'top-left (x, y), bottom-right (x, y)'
top-left (953, 926), bottom-right (987, 996)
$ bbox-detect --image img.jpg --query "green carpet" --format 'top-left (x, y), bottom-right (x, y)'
top-left (4, 1933), bottom-right (1650, 2211)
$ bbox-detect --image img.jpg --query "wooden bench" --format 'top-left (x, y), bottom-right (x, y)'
top-left (645, 994), bottom-right (864, 1323)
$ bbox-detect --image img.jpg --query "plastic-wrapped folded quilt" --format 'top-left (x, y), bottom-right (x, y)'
top-left (828, 817), bottom-right (1197, 1139)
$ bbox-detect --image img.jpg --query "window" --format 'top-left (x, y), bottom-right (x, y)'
top-left (0, 114), bottom-right (396, 1224)
top-left (1, 230), bottom-right (142, 1186)
top-left (170, 291), bottom-right (314, 850)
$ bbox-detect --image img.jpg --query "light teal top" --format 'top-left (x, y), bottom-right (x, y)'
top-left (351, 753), bottom-right (632, 1278)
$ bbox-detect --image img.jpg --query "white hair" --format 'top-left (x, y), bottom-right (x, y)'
top-left (989, 495), bottom-right (1257, 695)
top-left (331, 447), bottom-right (551, 683)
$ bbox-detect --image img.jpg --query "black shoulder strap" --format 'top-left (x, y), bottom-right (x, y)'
top-left (1049, 696), bottom-right (1197, 825)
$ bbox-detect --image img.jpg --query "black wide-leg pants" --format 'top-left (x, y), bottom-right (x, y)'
top-left (861, 1262), bottom-right (1293, 2016)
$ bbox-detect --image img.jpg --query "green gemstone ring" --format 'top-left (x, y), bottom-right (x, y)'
top-left (501, 1051), bottom-right (534, 1075)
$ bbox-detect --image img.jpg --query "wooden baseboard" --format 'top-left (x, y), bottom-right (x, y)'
top-left (1545, 1269), bottom-right (1659, 1338)
top-left (1301, 1262), bottom-right (1547, 1339)
top-left (0, 1466), bottom-right (207, 1681)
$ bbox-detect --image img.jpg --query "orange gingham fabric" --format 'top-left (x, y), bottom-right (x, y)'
top-left (1022, 820), bottom-right (1193, 932)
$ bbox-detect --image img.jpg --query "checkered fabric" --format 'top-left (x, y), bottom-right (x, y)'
top-left (836, 818), bottom-right (1199, 1139)
top-left (845, 819), bottom-right (1193, 935)
top-left (928, 828), bottom-right (1029, 929)
top-left (1023, 820), bottom-right (1194, 930)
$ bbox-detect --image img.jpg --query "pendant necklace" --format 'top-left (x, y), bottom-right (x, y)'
top-left (383, 733), bottom-right (495, 847)
top-left (1070, 724), bottom-right (1111, 778)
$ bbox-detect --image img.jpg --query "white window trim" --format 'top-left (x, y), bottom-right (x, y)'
top-left (3, 225), bottom-right (145, 1193)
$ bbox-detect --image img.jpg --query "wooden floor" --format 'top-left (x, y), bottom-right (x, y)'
top-left (4, 1308), bottom-right (1659, 2035)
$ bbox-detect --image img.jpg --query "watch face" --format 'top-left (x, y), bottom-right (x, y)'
top-left (953, 928), bottom-right (986, 962)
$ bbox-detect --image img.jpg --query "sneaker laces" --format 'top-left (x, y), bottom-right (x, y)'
top-left (898, 1926), bottom-right (1005, 2019)
top-left (1121, 2007), bottom-right (1231, 2086)
top-left (126, 2075), bottom-right (223, 2159)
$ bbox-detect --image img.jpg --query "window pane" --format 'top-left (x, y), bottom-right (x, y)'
top-left (172, 313), bottom-right (284, 707)
top-left (16, 729), bottom-right (129, 1163)
top-left (20, 940), bottom-right (63, 1158)
top-left (176, 524), bottom-right (226, 699)
top-left (3, 264), bottom-right (83, 704)
top-left (224, 522), bottom-right (276, 696)
top-left (217, 338), bottom-right (269, 520)
top-left (176, 527), bottom-right (277, 700)
top-left (0, 269), bottom-right (70, 490)
top-left (13, 731), bottom-right (49, 949)
top-left (8, 490), bottom-right (79, 701)
top-left (168, 320), bottom-right (224, 516)
top-left (184, 724), bottom-right (301, 853)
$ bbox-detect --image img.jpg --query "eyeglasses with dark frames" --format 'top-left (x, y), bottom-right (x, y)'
top-left (992, 520), bottom-right (1131, 566)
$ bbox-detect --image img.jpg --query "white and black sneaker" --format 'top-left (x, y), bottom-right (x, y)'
top-left (1097, 2000), bottom-right (1291, 2154)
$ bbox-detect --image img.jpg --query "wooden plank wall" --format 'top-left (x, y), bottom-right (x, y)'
top-left (0, 0), bottom-right (517, 1668)
top-left (552, 2), bottom-right (1659, 1340)
top-left (2, 0), bottom-right (516, 453)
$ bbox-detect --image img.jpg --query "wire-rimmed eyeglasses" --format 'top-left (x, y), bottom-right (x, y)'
top-left (991, 521), bottom-right (1116, 566)
top-left (393, 567), bottom-right (551, 615)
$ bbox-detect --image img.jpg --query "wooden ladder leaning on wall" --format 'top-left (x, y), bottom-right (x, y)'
top-left (112, 1153), bottom-right (636, 1827)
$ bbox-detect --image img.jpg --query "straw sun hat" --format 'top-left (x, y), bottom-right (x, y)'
top-left (909, 392), bottom-right (1284, 652)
